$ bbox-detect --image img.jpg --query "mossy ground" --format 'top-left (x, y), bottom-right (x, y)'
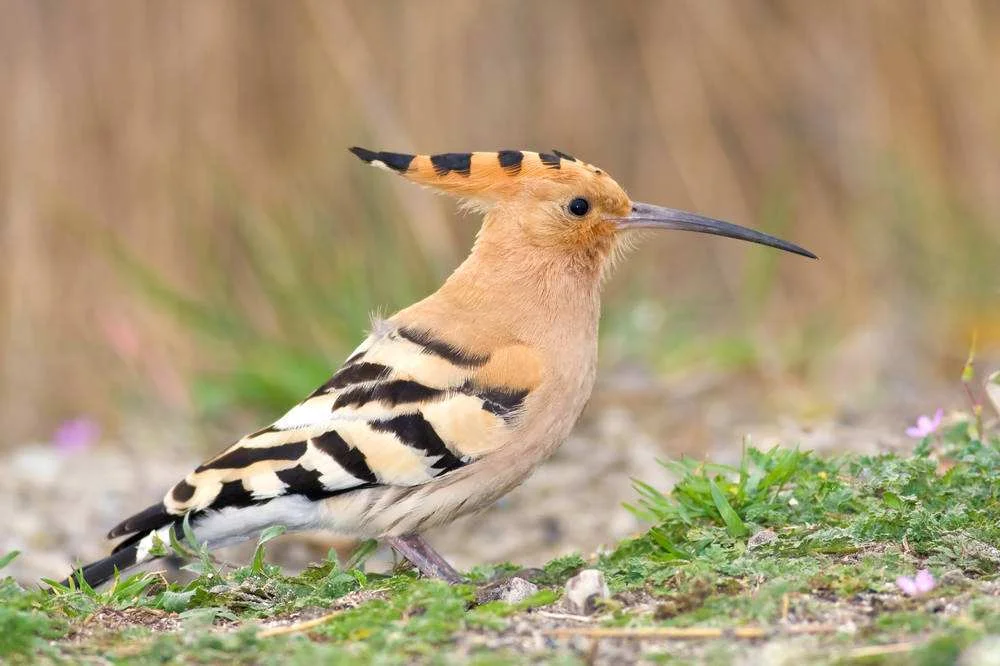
top-left (3, 413), bottom-right (999, 665)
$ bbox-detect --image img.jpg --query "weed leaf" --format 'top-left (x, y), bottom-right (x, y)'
top-left (0, 551), bottom-right (20, 570)
top-left (709, 478), bottom-right (748, 537)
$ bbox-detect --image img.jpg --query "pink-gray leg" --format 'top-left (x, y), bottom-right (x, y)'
top-left (385, 534), bottom-right (464, 584)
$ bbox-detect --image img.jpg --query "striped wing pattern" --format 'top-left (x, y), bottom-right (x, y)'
top-left (107, 324), bottom-right (536, 541)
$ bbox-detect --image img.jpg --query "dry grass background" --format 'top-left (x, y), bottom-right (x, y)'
top-left (1, 0), bottom-right (998, 447)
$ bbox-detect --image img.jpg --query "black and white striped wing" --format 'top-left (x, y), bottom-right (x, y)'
top-left (107, 325), bottom-right (538, 542)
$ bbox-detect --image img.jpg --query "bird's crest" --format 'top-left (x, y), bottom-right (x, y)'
top-left (349, 147), bottom-right (609, 202)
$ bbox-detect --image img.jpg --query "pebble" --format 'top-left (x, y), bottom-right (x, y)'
top-left (476, 577), bottom-right (538, 605)
top-left (499, 577), bottom-right (539, 604)
top-left (564, 569), bottom-right (609, 615)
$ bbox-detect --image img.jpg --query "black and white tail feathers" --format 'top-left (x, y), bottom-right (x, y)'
top-left (60, 501), bottom-right (176, 589)
top-left (64, 543), bottom-right (143, 589)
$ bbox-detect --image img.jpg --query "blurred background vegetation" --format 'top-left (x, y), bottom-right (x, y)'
top-left (1, 0), bottom-right (998, 449)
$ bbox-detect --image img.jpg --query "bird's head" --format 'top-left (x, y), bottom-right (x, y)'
top-left (350, 147), bottom-right (815, 278)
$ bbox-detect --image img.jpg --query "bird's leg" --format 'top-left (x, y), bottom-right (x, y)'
top-left (385, 534), bottom-right (464, 584)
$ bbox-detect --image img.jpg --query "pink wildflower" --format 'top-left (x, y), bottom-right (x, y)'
top-left (896, 569), bottom-right (935, 596)
top-left (905, 409), bottom-right (943, 439)
top-left (52, 417), bottom-right (100, 455)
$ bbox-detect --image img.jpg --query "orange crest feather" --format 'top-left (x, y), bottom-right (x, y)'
top-left (349, 147), bottom-right (607, 202)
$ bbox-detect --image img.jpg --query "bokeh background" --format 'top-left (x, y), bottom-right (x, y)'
top-left (2, 1), bottom-right (998, 581)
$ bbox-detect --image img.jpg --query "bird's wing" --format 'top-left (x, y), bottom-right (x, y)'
top-left (107, 324), bottom-right (542, 541)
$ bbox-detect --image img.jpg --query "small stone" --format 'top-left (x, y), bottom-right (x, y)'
top-left (564, 569), bottom-right (609, 615)
top-left (475, 577), bottom-right (538, 605)
top-left (499, 577), bottom-right (539, 604)
top-left (747, 529), bottom-right (778, 550)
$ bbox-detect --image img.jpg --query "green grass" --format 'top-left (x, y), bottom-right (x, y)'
top-left (3, 412), bottom-right (999, 664)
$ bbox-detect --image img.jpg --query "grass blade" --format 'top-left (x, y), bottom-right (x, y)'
top-left (709, 479), bottom-right (748, 537)
top-left (251, 525), bottom-right (287, 574)
top-left (0, 550), bottom-right (20, 569)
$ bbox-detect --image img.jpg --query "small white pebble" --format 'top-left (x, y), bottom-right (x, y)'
top-left (564, 569), bottom-right (610, 615)
top-left (499, 577), bottom-right (539, 604)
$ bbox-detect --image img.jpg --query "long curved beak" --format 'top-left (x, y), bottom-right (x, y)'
top-left (619, 202), bottom-right (817, 259)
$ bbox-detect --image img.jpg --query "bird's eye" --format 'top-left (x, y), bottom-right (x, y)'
top-left (568, 197), bottom-right (590, 217)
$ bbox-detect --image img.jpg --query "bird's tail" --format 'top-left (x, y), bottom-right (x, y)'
top-left (59, 500), bottom-right (179, 589)
top-left (59, 537), bottom-right (156, 589)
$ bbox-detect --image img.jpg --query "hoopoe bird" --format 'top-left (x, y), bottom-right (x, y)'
top-left (65, 148), bottom-right (815, 587)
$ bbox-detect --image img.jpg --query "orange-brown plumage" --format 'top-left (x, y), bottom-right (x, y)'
top-left (64, 147), bottom-right (814, 588)
top-left (351, 147), bottom-right (630, 276)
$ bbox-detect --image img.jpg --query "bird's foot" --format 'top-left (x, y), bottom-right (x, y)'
top-left (386, 534), bottom-right (464, 584)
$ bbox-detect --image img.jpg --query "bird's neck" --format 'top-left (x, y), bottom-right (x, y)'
top-left (397, 219), bottom-right (604, 356)
top-left (449, 231), bottom-right (599, 334)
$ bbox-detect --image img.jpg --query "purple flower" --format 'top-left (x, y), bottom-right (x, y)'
top-left (52, 417), bottom-right (100, 455)
top-left (905, 409), bottom-right (943, 439)
top-left (896, 569), bottom-right (935, 596)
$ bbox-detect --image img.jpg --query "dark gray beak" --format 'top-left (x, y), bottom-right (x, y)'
top-left (619, 202), bottom-right (817, 259)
